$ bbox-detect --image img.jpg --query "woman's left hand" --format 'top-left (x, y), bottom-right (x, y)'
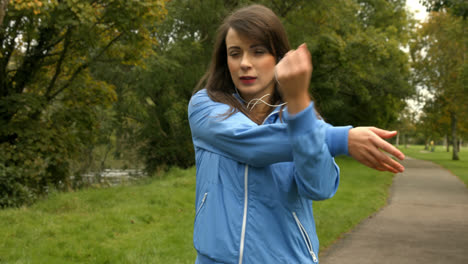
top-left (348, 127), bottom-right (405, 174)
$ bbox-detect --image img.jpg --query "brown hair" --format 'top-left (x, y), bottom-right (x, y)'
top-left (194, 4), bottom-right (291, 124)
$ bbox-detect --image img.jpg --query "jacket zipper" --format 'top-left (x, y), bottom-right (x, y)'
top-left (238, 165), bottom-right (249, 264)
top-left (238, 111), bottom-right (277, 263)
top-left (195, 192), bottom-right (208, 217)
top-left (292, 212), bottom-right (318, 263)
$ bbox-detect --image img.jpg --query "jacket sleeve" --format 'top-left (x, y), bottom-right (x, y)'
top-left (285, 103), bottom-right (341, 200)
top-left (188, 90), bottom-right (292, 167)
top-left (188, 89), bottom-right (350, 167)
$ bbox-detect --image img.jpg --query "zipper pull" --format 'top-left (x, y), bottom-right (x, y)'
top-left (196, 192), bottom-right (208, 215)
top-left (312, 252), bottom-right (318, 263)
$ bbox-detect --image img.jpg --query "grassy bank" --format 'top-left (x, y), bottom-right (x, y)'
top-left (0, 157), bottom-right (393, 263)
top-left (400, 145), bottom-right (468, 187)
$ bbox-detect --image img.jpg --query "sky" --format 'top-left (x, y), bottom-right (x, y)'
top-left (406, 0), bottom-right (429, 21)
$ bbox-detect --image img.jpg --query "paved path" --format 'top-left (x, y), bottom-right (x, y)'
top-left (319, 157), bottom-right (468, 264)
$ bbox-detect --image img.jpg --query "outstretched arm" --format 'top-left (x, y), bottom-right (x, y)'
top-left (277, 44), bottom-right (405, 174)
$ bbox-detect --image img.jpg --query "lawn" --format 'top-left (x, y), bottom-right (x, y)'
top-left (399, 145), bottom-right (468, 187)
top-left (0, 157), bottom-right (394, 263)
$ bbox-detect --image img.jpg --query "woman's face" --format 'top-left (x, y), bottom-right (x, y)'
top-left (225, 28), bottom-right (276, 103)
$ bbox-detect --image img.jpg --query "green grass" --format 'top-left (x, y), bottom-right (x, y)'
top-left (0, 157), bottom-right (394, 263)
top-left (0, 167), bottom-right (197, 264)
top-left (399, 145), bottom-right (468, 187)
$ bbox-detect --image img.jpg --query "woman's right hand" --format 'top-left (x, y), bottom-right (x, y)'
top-left (275, 43), bottom-right (313, 114)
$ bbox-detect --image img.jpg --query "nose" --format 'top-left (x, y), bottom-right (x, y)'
top-left (240, 53), bottom-right (252, 70)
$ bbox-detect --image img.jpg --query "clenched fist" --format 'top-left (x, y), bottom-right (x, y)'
top-left (275, 43), bottom-right (313, 114)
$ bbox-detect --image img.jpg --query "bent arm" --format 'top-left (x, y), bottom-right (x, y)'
top-left (188, 89), bottom-right (350, 167)
top-left (189, 90), bottom-right (292, 167)
top-left (286, 103), bottom-right (340, 200)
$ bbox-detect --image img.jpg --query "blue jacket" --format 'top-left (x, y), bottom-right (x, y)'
top-left (188, 89), bottom-right (351, 264)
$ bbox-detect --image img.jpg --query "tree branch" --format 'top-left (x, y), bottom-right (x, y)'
top-left (47, 33), bottom-right (123, 101)
top-left (1, 18), bottom-right (22, 98)
top-left (12, 23), bottom-right (60, 94)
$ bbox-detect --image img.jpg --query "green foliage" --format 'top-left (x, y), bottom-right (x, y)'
top-left (134, 53), bottom-right (197, 171)
top-left (281, 0), bottom-right (414, 127)
top-left (0, 163), bottom-right (36, 208)
top-left (1, 0), bottom-right (417, 206)
top-left (420, 0), bottom-right (468, 19)
top-left (118, 0), bottom-right (415, 174)
top-left (0, 0), bottom-right (168, 207)
top-left (395, 107), bottom-right (418, 146)
top-left (97, 0), bottom-right (235, 172)
top-left (410, 10), bottom-right (467, 160)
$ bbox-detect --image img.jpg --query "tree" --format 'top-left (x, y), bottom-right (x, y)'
top-left (92, 0), bottom-right (235, 173)
top-left (396, 107), bottom-right (417, 148)
top-left (420, 0), bottom-right (468, 19)
top-left (416, 97), bottom-right (449, 148)
top-left (411, 11), bottom-right (467, 160)
top-left (281, 0), bottom-right (414, 128)
top-left (0, 0), bottom-right (167, 207)
top-left (125, 0), bottom-right (415, 173)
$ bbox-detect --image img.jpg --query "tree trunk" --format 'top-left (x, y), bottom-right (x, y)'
top-left (0, 0), bottom-right (7, 27)
top-left (451, 111), bottom-right (459, 160)
top-left (396, 132), bottom-right (400, 146)
top-left (446, 134), bottom-right (450, 152)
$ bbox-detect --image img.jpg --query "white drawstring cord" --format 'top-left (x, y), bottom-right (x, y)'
top-left (246, 93), bottom-right (270, 109)
top-left (246, 93), bottom-right (287, 111)
top-left (234, 85), bottom-right (247, 103)
top-left (234, 86), bottom-right (287, 112)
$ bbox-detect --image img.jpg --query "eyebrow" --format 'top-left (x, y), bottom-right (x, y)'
top-left (227, 44), bottom-right (267, 50)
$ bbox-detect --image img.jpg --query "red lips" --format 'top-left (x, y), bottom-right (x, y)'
top-left (240, 76), bottom-right (256, 85)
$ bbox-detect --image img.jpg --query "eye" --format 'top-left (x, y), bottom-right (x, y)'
top-left (254, 49), bottom-right (266, 55)
top-left (228, 50), bottom-right (241, 57)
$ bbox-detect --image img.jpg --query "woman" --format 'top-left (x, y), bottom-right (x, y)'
top-left (188, 4), bottom-right (404, 263)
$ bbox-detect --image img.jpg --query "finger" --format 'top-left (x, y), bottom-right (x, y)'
top-left (295, 44), bottom-right (312, 74)
top-left (278, 50), bottom-right (295, 69)
top-left (371, 139), bottom-right (405, 173)
top-left (374, 138), bottom-right (405, 160)
top-left (283, 50), bottom-right (294, 58)
top-left (380, 155), bottom-right (405, 173)
top-left (298, 43), bottom-right (310, 57)
top-left (368, 127), bottom-right (398, 139)
top-left (298, 43), bottom-right (312, 64)
top-left (381, 162), bottom-right (400, 174)
top-left (360, 149), bottom-right (387, 171)
top-left (367, 137), bottom-right (405, 172)
top-left (368, 145), bottom-right (400, 171)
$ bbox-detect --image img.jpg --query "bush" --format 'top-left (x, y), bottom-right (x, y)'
top-left (0, 164), bottom-right (36, 208)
